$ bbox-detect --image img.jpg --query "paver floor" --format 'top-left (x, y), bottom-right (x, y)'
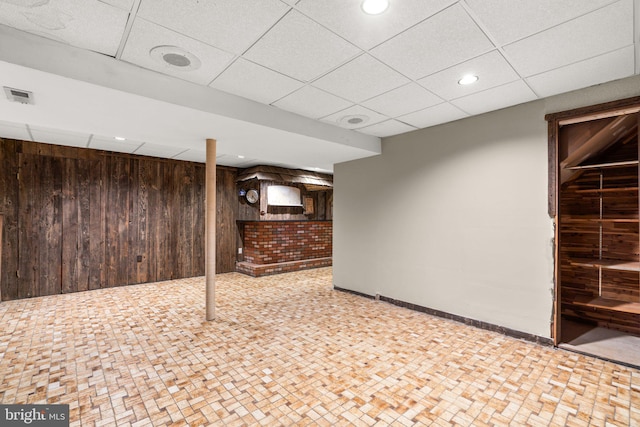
top-left (0, 268), bottom-right (638, 426)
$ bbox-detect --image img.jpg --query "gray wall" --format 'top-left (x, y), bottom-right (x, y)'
top-left (333, 74), bottom-right (640, 339)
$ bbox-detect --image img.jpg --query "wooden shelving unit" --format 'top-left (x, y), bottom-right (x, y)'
top-left (558, 116), bottom-right (640, 337)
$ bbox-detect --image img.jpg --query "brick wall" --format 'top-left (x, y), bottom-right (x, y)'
top-left (237, 220), bottom-right (332, 276)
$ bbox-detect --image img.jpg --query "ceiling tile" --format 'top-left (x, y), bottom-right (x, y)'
top-left (311, 54), bottom-right (410, 103)
top-left (121, 18), bottom-right (236, 85)
top-left (465, 0), bottom-right (617, 45)
top-left (370, 4), bottom-right (494, 80)
top-left (357, 120), bottom-right (417, 138)
top-left (29, 125), bottom-right (90, 147)
top-left (172, 149), bottom-right (205, 163)
top-left (273, 86), bottom-right (353, 119)
top-left (0, 0), bottom-right (128, 56)
top-left (321, 105), bottom-right (387, 130)
top-left (417, 51), bottom-right (519, 101)
top-left (0, 120), bottom-right (31, 141)
top-left (526, 46), bottom-right (635, 99)
top-left (451, 80), bottom-right (537, 116)
top-left (362, 83), bottom-right (442, 118)
top-left (503, 0), bottom-right (633, 77)
top-left (134, 142), bottom-right (186, 158)
top-left (137, 0), bottom-right (290, 55)
top-left (99, 0), bottom-right (135, 11)
top-left (296, 0), bottom-right (456, 50)
top-left (398, 103), bottom-right (468, 128)
top-left (210, 58), bottom-right (304, 105)
top-left (243, 10), bottom-right (361, 82)
top-left (89, 135), bottom-right (143, 153)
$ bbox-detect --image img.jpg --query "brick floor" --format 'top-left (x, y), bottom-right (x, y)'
top-left (0, 267), bottom-right (638, 426)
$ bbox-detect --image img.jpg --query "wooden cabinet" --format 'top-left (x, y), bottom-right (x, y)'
top-left (558, 114), bottom-right (640, 335)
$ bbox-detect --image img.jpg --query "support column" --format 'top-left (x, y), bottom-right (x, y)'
top-left (206, 139), bottom-right (217, 320)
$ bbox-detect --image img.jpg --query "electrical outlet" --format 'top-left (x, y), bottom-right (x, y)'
top-left (136, 255), bottom-right (142, 263)
top-left (238, 248), bottom-right (243, 254)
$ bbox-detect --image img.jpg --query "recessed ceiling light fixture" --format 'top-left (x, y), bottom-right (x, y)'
top-left (361, 0), bottom-right (389, 15)
top-left (114, 136), bottom-right (126, 141)
top-left (458, 74), bottom-right (479, 85)
top-left (237, 155), bottom-right (245, 159)
top-left (150, 45), bottom-right (202, 71)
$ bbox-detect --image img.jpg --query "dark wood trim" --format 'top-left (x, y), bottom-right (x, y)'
top-left (548, 119), bottom-right (558, 217)
top-left (553, 213), bottom-right (560, 345)
top-left (545, 95), bottom-right (640, 124)
top-left (333, 287), bottom-right (554, 346)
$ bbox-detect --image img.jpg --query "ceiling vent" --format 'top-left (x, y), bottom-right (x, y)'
top-left (149, 46), bottom-right (201, 71)
top-left (339, 114), bottom-right (369, 128)
top-left (4, 87), bottom-right (34, 105)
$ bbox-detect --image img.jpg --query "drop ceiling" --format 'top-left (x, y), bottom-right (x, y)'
top-left (0, 0), bottom-right (638, 171)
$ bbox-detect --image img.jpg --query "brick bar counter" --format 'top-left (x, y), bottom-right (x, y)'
top-left (236, 220), bottom-right (332, 277)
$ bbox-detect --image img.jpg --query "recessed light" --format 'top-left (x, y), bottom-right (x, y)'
top-left (150, 45), bottom-right (201, 71)
top-left (458, 74), bottom-right (479, 85)
top-left (362, 0), bottom-right (389, 15)
top-left (237, 155), bottom-right (245, 159)
top-left (114, 136), bottom-right (126, 141)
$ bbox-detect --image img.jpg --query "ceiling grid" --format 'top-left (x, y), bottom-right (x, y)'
top-left (0, 0), bottom-right (637, 170)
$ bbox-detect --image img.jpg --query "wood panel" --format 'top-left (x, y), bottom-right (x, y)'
top-left (136, 158), bottom-right (151, 284)
top-left (104, 156), bottom-right (131, 287)
top-left (0, 139), bottom-right (19, 300)
top-left (0, 138), bottom-right (236, 301)
top-left (193, 164), bottom-right (206, 274)
top-left (173, 162), bottom-right (189, 278)
top-left (18, 153), bottom-right (64, 298)
top-left (61, 157), bottom-right (80, 293)
top-left (216, 167), bottom-right (238, 273)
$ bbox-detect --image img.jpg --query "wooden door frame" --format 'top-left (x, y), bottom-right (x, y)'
top-left (545, 95), bottom-right (640, 345)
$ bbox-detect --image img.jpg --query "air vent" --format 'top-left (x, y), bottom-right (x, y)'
top-left (149, 46), bottom-right (201, 71)
top-left (339, 114), bottom-right (369, 128)
top-left (4, 87), bottom-right (34, 105)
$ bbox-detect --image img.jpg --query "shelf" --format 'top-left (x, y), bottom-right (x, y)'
top-left (569, 258), bottom-right (640, 272)
top-left (565, 160), bottom-right (639, 170)
top-left (561, 217), bottom-right (639, 223)
top-left (560, 230), bottom-right (639, 237)
top-left (575, 187), bottom-right (639, 194)
top-left (573, 296), bottom-right (640, 315)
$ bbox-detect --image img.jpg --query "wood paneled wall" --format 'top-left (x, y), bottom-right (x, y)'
top-left (0, 139), bottom-right (238, 301)
top-left (216, 166), bottom-right (238, 273)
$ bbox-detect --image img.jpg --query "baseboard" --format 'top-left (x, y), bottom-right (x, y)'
top-left (333, 286), bottom-right (553, 346)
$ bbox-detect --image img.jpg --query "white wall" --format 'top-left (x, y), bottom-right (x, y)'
top-left (333, 74), bottom-right (640, 338)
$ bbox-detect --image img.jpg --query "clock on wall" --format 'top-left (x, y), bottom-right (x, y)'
top-left (246, 189), bottom-right (259, 204)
